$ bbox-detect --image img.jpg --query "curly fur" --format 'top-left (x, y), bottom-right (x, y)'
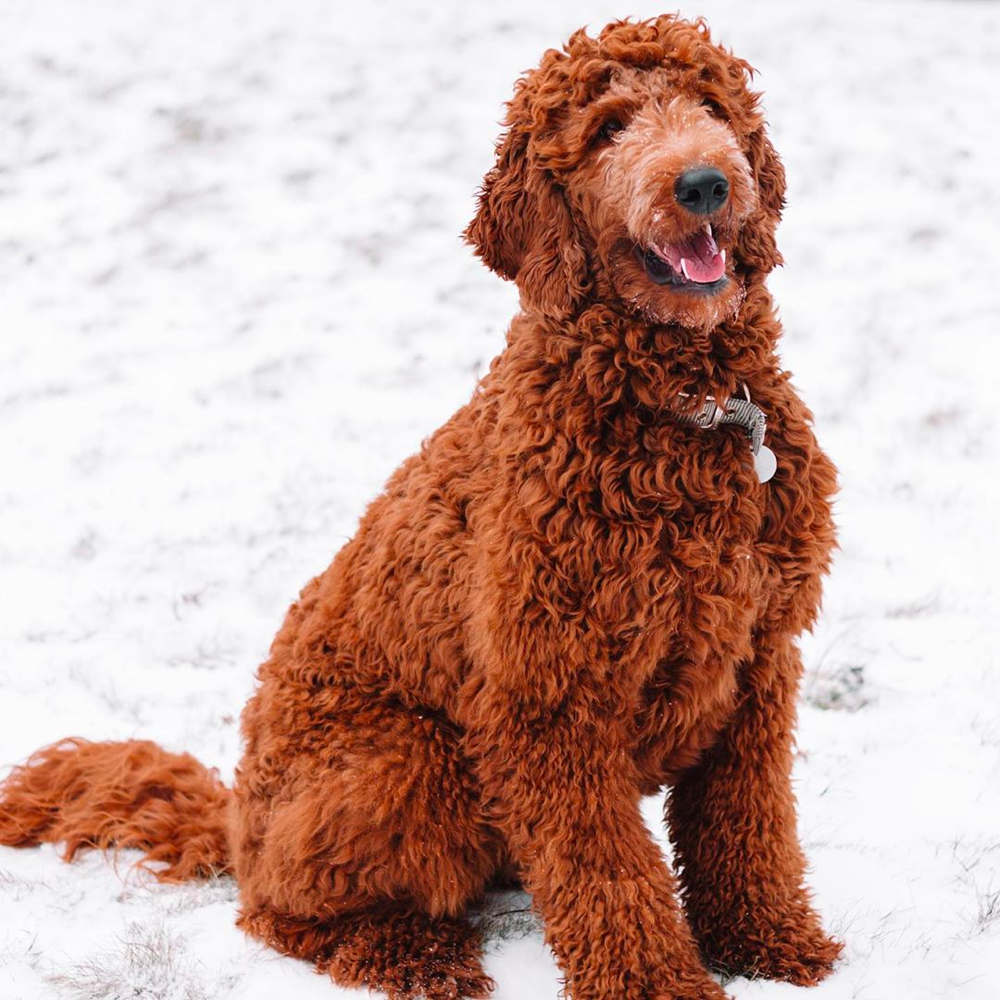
top-left (1, 16), bottom-right (843, 1000)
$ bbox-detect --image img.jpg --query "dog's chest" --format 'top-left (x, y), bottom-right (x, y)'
top-left (655, 483), bottom-right (769, 665)
top-left (627, 444), bottom-right (785, 781)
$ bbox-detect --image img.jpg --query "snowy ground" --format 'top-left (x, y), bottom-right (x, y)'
top-left (1, 0), bottom-right (999, 997)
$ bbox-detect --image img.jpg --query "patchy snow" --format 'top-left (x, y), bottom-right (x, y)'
top-left (1, 0), bottom-right (999, 998)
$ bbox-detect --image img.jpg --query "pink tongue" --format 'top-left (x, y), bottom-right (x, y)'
top-left (658, 230), bottom-right (726, 284)
top-left (678, 229), bottom-right (725, 283)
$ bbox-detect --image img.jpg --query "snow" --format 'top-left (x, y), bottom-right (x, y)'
top-left (1, 0), bottom-right (999, 997)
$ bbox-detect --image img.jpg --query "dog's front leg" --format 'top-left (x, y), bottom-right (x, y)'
top-left (465, 606), bottom-right (726, 1000)
top-left (665, 633), bottom-right (842, 985)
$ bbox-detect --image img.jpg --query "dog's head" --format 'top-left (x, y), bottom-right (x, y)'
top-left (465, 16), bottom-right (786, 331)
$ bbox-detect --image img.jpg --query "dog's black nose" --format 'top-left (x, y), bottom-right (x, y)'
top-left (674, 167), bottom-right (730, 215)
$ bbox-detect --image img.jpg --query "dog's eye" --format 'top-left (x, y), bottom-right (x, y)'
top-left (701, 98), bottom-right (726, 119)
top-left (597, 118), bottom-right (624, 142)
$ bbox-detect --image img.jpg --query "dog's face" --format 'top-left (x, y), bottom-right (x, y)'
top-left (567, 68), bottom-right (760, 331)
top-left (465, 17), bottom-right (786, 331)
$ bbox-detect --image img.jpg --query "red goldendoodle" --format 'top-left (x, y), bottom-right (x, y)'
top-left (0, 16), bottom-right (842, 1000)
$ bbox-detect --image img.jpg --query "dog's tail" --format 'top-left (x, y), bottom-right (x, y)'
top-left (0, 738), bottom-right (232, 882)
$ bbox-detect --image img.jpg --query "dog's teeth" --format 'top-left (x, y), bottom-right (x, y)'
top-left (680, 259), bottom-right (692, 280)
top-left (721, 249), bottom-right (727, 263)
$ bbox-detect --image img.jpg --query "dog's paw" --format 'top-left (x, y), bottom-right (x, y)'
top-left (646, 961), bottom-right (729, 1000)
top-left (747, 929), bottom-right (842, 986)
top-left (567, 959), bottom-right (727, 1000)
top-left (652, 988), bottom-right (727, 999)
top-left (651, 977), bottom-right (728, 1000)
top-left (687, 892), bottom-right (842, 988)
top-left (365, 959), bottom-right (494, 1000)
top-left (711, 925), bottom-right (842, 987)
top-left (319, 910), bottom-right (494, 1000)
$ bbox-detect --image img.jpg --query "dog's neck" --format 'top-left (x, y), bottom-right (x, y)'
top-left (490, 297), bottom-right (784, 487)
top-left (510, 281), bottom-right (782, 413)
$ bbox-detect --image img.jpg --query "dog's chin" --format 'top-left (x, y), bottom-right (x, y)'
top-left (609, 242), bottom-right (743, 331)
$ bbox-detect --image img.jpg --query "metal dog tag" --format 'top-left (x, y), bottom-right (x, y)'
top-left (674, 386), bottom-right (778, 484)
top-left (754, 444), bottom-right (777, 484)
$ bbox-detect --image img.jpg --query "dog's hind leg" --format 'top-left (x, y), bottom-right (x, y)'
top-left (232, 694), bottom-right (502, 998)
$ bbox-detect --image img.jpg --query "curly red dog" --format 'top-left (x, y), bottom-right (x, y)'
top-left (0, 16), bottom-right (842, 1000)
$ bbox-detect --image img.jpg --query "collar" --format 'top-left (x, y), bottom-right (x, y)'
top-left (674, 384), bottom-right (777, 483)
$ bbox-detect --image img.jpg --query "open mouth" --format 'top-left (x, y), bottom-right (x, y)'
top-left (638, 223), bottom-right (728, 293)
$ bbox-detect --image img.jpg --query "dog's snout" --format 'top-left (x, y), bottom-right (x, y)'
top-left (674, 167), bottom-right (730, 216)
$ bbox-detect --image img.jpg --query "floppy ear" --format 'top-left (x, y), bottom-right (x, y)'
top-left (738, 126), bottom-right (787, 273)
top-left (464, 126), bottom-right (589, 319)
top-left (750, 126), bottom-right (787, 221)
